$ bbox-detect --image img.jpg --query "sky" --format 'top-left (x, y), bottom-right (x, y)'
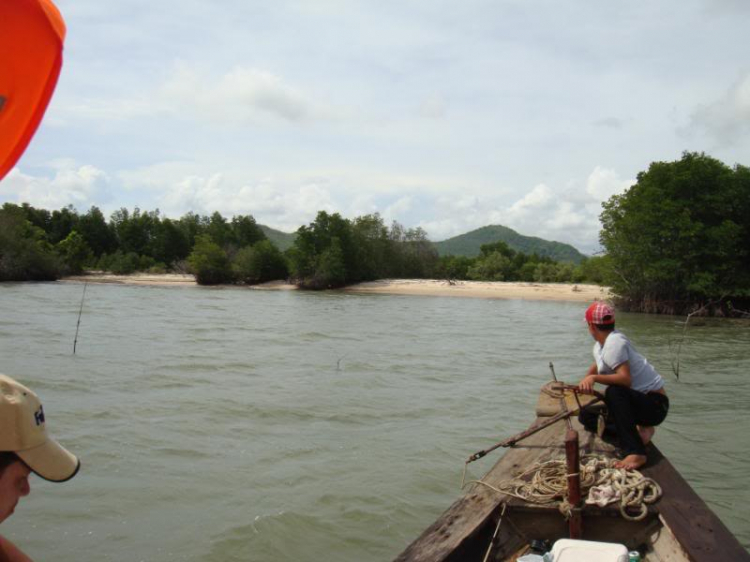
top-left (2, 0), bottom-right (750, 254)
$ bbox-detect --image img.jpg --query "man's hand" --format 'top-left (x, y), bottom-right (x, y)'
top-left (578, 374), bottom-right (597, 394)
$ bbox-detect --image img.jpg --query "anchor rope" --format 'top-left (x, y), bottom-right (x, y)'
top-left (463, 454), bottom-right (661, 521)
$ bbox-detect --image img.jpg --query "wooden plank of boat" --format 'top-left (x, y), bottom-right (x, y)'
top-left (641, 447), bottom-right (750, 561)
top-left (394, 386), bottom-right (750, 562)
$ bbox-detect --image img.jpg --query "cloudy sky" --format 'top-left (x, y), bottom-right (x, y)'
top-left (2, 0), bottom-right (750, 253)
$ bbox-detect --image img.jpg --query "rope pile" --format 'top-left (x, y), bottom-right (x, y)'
top-left (465, 454), bottom-right (662, 521)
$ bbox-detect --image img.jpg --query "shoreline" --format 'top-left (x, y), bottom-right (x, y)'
top-left (342, 279), bottom-right (609, 302)
top-left (61, 272), bottom-right (198, 286)
top-left (61, 273), bottom-right (609, 302)
top-left (60, 273), bottom-right (298, 290)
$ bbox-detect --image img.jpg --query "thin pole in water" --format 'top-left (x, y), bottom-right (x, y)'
top-left (550, 361), bottom-right (574, 430)
top-left (73, 282), bottom-right (87, 355)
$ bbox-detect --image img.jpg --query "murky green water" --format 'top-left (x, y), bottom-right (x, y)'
top-left (0, 282), bottom-right (748, 560)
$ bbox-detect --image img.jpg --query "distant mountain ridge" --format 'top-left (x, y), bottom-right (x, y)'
top-left (261, 222), bottom-right (587, 264)
top-left (259, 225), bottom-right (296, 251)
top-left (433, 225), bottom-right (586, 263)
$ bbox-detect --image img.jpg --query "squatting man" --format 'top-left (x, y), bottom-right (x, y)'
top-left (577, 303), bottom-right (669, 470)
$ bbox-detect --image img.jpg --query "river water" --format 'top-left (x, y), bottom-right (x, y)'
top-left (0, 282), bottom-right (748, 560)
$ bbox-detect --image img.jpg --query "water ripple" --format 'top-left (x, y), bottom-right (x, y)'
top-left (0, 284), bottom-right (748, 559)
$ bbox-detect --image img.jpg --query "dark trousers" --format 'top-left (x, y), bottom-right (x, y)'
top-left (579, 385), bottom-right (669, 456)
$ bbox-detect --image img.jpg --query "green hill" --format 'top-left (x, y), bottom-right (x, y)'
top-left (433, 225), bottom-right (586, 263)
top-left (259, 225), bottom-right (297, 251)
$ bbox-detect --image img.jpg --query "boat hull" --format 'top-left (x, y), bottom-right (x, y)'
top-left (394, 387), bottom-right (749, 562)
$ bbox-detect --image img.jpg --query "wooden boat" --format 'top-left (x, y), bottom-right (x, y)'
top-left (394, 384), bottom-right (750, 561)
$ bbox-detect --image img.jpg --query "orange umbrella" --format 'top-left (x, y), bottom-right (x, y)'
top-left (0, 0), bottom-right (66, 180)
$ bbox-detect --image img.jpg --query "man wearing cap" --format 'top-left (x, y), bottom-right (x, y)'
top-left (0, 374), bottom-right (80, 561)
top-left (578, 302), bottom-right (669, 470)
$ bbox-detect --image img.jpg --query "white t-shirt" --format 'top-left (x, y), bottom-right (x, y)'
top-left (593, 330), bottom-right (664, 393)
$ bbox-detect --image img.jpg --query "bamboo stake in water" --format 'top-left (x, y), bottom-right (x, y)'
top-left (73, 282), bottom-right (87, 355)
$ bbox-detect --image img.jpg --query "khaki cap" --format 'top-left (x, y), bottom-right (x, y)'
top-left (0, 374), bottom-right (80, 482)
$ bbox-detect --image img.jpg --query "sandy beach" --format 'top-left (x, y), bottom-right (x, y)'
top-left (62, 272), bottom-right (198, 286)
top-left (62, 273), bottom-right (609, 302)
top-left (343, 279), bottom-right (610, 302)
top-left (61, 273), bottom-right (299, 290)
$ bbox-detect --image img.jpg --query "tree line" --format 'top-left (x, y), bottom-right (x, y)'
top-left (599, 152), bottom-right (749, 315)
top-left (0, 203), bottom-right (283, 283)
top-left (4, 150), bottom-right (744, 314)
top-left (0, 203), bottom-right (605, 287)
top-left (438, 241), bottom-right (609, 284)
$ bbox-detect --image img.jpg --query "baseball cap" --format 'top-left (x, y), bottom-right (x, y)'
top-left (0, 374), bottom-right (80, 482)
top-left (585, 302), bottom-right (615, 325)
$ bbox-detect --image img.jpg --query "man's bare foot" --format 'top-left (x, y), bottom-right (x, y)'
top-left (638, 425), bottom-right (656, 445)
top-left (614, 454), bottom-right (647, 470)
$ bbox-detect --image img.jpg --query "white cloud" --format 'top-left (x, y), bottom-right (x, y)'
top-left (414, 166), bottom-right (636, 253)
top-left (418, 94), bottom-right (447, 119)
top-left (2, 157), bottom-right (635, 254)
top-left (62, 97), bottom-right (156, 123)
top-left (508, 184), bottom-right (554, 215)
top-left (159, 64), bottom-right (319, 124)
top-left (593, 117), bottom-right (624, 129)
top-left (686, 73), bottom-right (750, 145)
top-left (586, 166), bottom-right (634, 201)
top-left (701, 0), bottom-right (750, 15)
top-left (117, 167), bottom-right (337, 231)
top-left (382, 196), bottom-right (413, 222)
top-left (347, 194), bottom-right (379, 218)
top-left (18, 0), bottom-right (750, 261)
top-left (61, 64), bottom-right (323, 126)
top-left (0, 164), bottom-right (111, 210)
top-left (503, 184), bottom-right (597, 250)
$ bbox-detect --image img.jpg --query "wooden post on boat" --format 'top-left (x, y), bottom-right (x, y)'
top-left (565, 428), bottom-right (582, 539)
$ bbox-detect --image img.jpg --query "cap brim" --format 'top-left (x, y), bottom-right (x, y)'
top-left (16, 438), bottom-right (80, 483)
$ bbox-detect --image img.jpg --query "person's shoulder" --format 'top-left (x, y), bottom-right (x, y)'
top-left (608, 330), bottom-right (629, 345)
top-left (603, 330), bottom-right (630, 354)
top-left (0, 534), bottom-right (34, 562)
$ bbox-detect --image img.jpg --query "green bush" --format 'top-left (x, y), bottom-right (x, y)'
top-left (599, 152), bottom-right (750, 312)
top-left (310, 238), bottom-right (347, 288)
top-left (55, 231), bottom-right (93, 275)
top-left (232, 240), bottom-right (288, 284)
top-left (576, 256), bottom-right (613, 285)
top-left (467, 252), bottom-right (512, 281)
top-left (437, 255), bottom-right (475, 280)
top-left (147, 264), bottom-right (168, 274)
top-left (99, 251), bottom-right (141, 274)
top-left (0, 208), bottom-right (59, 281)
top-left (188, 235), bottom-right (232, 285)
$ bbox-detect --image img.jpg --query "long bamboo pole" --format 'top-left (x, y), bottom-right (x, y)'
top-left (466, 394), bottom-right (602, 463)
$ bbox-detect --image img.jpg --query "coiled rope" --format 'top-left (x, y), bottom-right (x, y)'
top-left (463, 454), bottom-right (661, 521)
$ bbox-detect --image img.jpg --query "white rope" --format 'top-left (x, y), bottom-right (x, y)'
top-left (463, 454), bottom-right (661, 522)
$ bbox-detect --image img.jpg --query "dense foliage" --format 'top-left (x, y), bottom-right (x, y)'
top-left (600, 152), bottom-right (750, 314)
top-left (437, 241), bottom-right (609, 284)
top-left (232, 240), bottom-right (288, 284)
top-left (287, 211), bottom-right (438, 288)
top-left (187, 235), bottom-right (233, 285)
top-left (0, 205), bottom-right (58, 281)
top-left (0, 203), bottom-right (280, 285)
top-left (1, 202), bottom-right (608, 290)
top-left (5, 152), bottom-right (745, 307)
top-left (433, 224), bottom-right (586, 263)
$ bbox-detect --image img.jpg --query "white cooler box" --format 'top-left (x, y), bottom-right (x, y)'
top-left (551, 539), bottom-right (629, 562)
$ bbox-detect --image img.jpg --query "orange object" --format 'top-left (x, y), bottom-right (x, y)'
top-left (0, 0), bottom-right (66, 180)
